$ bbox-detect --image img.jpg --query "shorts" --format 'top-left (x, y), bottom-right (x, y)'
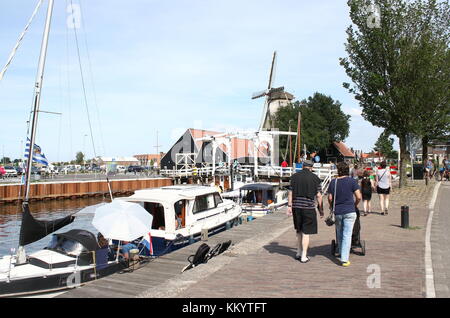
top-left (121, 243), bottom-right (138, 254)
top-left (362, 191), bottom-right (372, 201)
top-left (377, 186), bottom-right (390, 195)
top-left (292, 208), bottom-right (317, 234)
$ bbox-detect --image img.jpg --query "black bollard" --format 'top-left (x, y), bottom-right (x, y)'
top-left (401, 206), bottom-right (409, 228)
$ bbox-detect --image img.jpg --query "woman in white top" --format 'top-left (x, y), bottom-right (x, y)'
top-left (375, 161), bottom-right (392, 215)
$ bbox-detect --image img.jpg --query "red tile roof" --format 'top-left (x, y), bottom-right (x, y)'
top-left (333, 141), bottom-right (355, 157)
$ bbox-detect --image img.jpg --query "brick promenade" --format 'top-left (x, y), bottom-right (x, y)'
top-left (169, 180), bottom-right (436, 298)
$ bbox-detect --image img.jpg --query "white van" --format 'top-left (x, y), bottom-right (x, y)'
top-left (116, 165), bottom-right (126, 173)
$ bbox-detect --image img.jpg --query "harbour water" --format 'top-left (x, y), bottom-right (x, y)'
top-left (0, 197), bottom-right (109, 256)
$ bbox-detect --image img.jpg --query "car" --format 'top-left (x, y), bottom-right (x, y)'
top-left (15, 166), bottom-right (24, 175)
top-left (127, 165), bottom-right (145, 173)
top-left (116, 165), bottom-right (126, 173)
top-left (4, 166), bottom-right (18, 177)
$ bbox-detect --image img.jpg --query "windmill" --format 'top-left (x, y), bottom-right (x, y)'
top-left (252, 51), bottom-right (294, 131)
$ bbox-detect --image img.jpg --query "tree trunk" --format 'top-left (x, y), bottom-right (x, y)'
top-left (399, 134), bottom-right (408, 188)
top-left (422, 135), bottom-right (429, 167)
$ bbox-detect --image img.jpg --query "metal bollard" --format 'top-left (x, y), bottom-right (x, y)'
top-left (401, 206), bottom-right (409, 228)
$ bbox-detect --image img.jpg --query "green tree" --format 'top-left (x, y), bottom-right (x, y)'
top-left (273, 93), bottom-right (350, 161)
top-left (374, 131), bottom-right (397, 159)
top-left (340, 0), bottom-right (449, 187)
top-left (75, 152), bottom-right (85, 165)
top-left (407, 1), bottom-right (450, 163)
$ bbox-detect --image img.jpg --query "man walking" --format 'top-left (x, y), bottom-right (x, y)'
top-left (287, 160), bottom-right (324, 263)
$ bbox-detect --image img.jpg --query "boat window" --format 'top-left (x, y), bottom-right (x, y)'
top-left (193, 194), bottom-right (216, 214)
top-left (174, 200), bottom-right (186, 229)
top-left (242, 190), bottom-right (263, 204)
top-left (214, 192), bottom-right (223, 206)
top-left (143, 202), bottom-right (165, 230)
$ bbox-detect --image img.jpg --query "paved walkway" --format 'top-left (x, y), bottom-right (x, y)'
top-left (431, 181), bottom-right (450, 297)
top-left (171, 180), bottom-right (436, 298)
top-left (57, 179), bottom-right (439, 298)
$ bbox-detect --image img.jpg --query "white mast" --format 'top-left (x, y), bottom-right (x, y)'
top-left (17, 0), bottom-right (54, 264)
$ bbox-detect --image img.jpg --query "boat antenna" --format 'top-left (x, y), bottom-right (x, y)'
top-left (17, 0), bottom-right (55, 265)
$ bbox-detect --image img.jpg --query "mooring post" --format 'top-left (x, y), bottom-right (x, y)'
top-left (401, 205), bottom-right (409, 228)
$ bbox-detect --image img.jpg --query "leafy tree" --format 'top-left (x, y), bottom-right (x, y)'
top-left (339, 0), bottom-right (449, 187)
top-left (75, 152), bottom-right (85, 165)
top-left (374, 131), bottom-right (397, 159)
top-left (1, 157), bottom-right (11, 164)
top-left (273, 93), bottom-right (350, 162)
top-left (303, 93), bottom-right (351, 143)
top-left (406, 1), bottom-right (450, 163)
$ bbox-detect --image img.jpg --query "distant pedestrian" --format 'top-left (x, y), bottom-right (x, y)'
top-left (287, 160), bottom-right (324, 263)
top-left (327, 162), bottom-right (361, 267)
top-left (375, 161), bottom-right (392, 215)
top-left (329, 161), bottom-right (336, 170)
top-left (360, 170), bottom-right (375, 216)
top-left (350, 164), bottom-right (360, 180)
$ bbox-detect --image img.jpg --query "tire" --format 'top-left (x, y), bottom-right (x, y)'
top-left (361, 240), bottom-right (366, 256)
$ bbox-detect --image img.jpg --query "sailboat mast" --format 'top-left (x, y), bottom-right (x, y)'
top-left (18, 0), bottom-right (54, 264)
top-left (24, 0), bottom-right (54, 202)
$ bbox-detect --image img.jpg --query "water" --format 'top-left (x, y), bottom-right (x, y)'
top-left (0, 197), bottom-right (110, 256)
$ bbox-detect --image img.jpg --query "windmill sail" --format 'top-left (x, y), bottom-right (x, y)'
top-left (19, 203), bottom-right (75, 246)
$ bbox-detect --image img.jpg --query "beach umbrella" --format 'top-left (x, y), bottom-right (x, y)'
top-left (92, 200), bottom-right (153, 241)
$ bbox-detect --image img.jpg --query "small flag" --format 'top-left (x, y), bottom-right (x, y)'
top-left (142, 232), bottom-right (153, 256)
top-left (24, 138), bottom-right (49, 166)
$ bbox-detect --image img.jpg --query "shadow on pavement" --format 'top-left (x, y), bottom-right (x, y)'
top-left (263, 241), bottom-right (341, 265)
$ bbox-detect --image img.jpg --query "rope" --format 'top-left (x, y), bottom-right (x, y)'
top-left (68, 0), bottom-right (97, 160)
top-left (0, 0), bottom-right (43, 82)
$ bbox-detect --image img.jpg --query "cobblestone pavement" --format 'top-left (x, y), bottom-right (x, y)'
top-left (173, 180), bottom-right (437, 298)
top-left (431, 181), bottom-right (450, 297)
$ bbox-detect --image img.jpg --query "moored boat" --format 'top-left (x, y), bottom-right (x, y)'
top-left (238, 182), bottom-right (288, 218)
top-left (119, 185), bottom-right (242, 256)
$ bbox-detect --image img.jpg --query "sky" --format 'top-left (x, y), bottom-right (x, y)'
top-left (0, 0), bottom-right (395, 163)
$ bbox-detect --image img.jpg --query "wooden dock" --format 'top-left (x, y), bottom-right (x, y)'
top-left (56, 210), bottom-right (290, 298)
top-left (0, 178), bottom-right (172, 204)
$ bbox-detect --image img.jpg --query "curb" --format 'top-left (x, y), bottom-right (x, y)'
top-left (425, 181), bottom-right (441, 298)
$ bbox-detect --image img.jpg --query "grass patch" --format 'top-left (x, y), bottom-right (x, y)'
top-left (405, 226), bottom-right (421, 230)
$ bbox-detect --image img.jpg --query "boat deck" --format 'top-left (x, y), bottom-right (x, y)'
top-left (56, 211), bottom-right (287, 298)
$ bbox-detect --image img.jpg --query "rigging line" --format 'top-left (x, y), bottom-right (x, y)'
top-left (65, 0), bottom-right (74, 165)
top-left (69, 0), bottom-right (97, 160)
top-left (0, 0), bottom-right (43, 82)
top-left (78, 0), bottom-right (107, 156)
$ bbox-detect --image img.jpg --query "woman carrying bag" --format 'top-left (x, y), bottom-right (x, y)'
top-left (375, 161), bottom-right (392, 215)
top-left (327, 162), bottom-right (362, 267)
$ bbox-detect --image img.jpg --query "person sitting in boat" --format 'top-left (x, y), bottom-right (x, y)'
top-left (120, 241), bottom-right (138, 260)
top-left (175, 200), bottom-right (184, 230)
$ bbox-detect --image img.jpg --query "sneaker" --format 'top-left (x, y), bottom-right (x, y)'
top-left (342, 261), bottom-right (351, 267)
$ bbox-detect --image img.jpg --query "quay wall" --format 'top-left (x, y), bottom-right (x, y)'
top-left (0, 178), bottom-right (173, 204)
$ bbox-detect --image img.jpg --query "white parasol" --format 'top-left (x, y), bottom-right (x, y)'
top-left (92, 200), bottom-right (153, 241)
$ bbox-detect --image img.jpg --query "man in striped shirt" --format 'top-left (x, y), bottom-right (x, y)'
top-left (287, 160), bottom-right (324, 263)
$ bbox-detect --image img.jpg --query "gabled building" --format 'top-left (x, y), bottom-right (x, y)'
top-left (160, 128), bottom-right (269, 170)
top-left (319, 141), bottom-right (355, 163)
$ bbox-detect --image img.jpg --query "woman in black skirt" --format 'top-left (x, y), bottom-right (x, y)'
top-left (360, 170), bottom-right (375, 216)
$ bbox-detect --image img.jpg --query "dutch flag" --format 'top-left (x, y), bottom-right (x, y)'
top-left (142, 232), bottom-right (153, 256)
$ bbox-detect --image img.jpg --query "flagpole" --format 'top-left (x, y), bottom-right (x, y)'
top-left (17, 0), bottom-right (54, 264)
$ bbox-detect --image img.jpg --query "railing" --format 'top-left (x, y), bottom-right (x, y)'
top-left (160, 165), bottom-right (337, 185)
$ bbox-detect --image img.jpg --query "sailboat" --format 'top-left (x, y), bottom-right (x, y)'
top-left (0, 0), bottom-right (126, 297)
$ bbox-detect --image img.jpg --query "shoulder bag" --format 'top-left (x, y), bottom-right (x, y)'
top-left (325, 178), bottom-right (337, 226)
